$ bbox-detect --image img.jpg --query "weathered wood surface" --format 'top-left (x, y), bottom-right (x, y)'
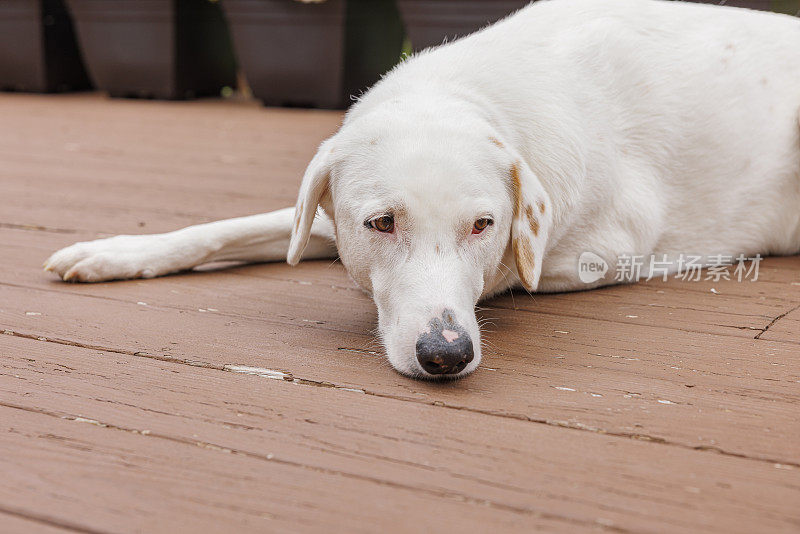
top-left (1, 94), bottom-right (798, 533)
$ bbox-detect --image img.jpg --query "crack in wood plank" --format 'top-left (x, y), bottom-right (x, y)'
top-left (754, 303), bottom-right (800, 340)
top-left (709, 324), bottom-right (764, 331)
top-left (3, 328), bottom-right (799, 469)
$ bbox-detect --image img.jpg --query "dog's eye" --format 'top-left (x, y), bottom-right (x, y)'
top-left (366, 215), bottom-right (395, 233)
top-left (472, 218), bottom-right (493, 234)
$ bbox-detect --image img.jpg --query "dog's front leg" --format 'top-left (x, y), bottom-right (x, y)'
top-left (44, 208), bottom-right (336, 282)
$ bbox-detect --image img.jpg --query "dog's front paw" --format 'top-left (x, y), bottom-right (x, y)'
top-left (44, 234), bottom-right (179, 282)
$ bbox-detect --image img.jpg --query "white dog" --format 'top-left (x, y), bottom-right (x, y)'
top-left (45, 0), bottom-right (800, 379)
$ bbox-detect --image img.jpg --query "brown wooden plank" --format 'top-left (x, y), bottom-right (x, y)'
top-left (2, 407), bottom-right (555, 534)
top-left (2, 334), bottom-right (799, 533)
top-left (0, 153), bottom-right (298, 234)
top-left (0, 94), bottom-right (341, 235)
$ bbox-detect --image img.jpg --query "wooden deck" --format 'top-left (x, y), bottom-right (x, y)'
top-left (1, 93), bottom-right (799, 533)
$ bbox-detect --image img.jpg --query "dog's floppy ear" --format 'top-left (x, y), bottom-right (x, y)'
top-left (287, 141), bottom-right (334, 265)
top-left (507, 156), bottom-right (553, 292)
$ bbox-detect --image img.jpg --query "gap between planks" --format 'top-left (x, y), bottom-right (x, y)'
top-left (2, 328), bottom-right (798, 470)
top-left (0, 505), bottom-right (107, 534)
top-left (0, 222), bottom-right (78, 235)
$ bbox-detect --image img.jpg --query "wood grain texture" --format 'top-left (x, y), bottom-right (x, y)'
top-left (1, 93), bottom-right (799, 533)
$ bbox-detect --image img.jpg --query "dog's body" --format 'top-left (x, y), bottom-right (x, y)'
top-left (45, 0), bottom-right (800, 378)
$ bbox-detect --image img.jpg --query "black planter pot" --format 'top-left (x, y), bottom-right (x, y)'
top-left (223, 0), bottom-right (403, 109)
top-left (66, 0), bottom-right (237, 100)
top-left (344, 0), bottom-right (405, 104)
top-left (396, 0), bottom-right (531, 52)
top-left (0, 0), bottom-right (91, 92)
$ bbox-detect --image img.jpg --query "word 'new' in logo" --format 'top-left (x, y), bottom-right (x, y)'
top-left (578, 251), bottom-right (609, 284)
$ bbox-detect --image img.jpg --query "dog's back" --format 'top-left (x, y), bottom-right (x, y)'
top-left (44, 0), bottom-right (800, 296)
top-left (353, 0), bottom-right (800, 289)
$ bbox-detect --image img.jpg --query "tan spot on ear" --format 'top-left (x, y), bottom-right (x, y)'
top-left (489, 136), bottom-right (504, 148)
top-left (523, 205), bottom-right (539, 236)
top-left (530, 219), bottom-right (539, 236)
top-left (510, 163), bottom-right (522, 216)
top-left (512, 236), bottom-right (536, 289)
top-left (537, 200), bottom-right (546, 214)
top-left (529, 216), bottom-right (540, 236)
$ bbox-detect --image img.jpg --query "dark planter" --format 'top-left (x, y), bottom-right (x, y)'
top-left (396, 0), bottom-right (530, 52)
top-left (344, 0), bottom-right (405, 105)
top-left (66, 0), bottom-right (237, 99)
top-left (223, 0), bottom-right (404, 109)
top-left (0, 0), bottom-right (91, 92)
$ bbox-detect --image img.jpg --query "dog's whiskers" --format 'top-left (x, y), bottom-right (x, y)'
top-left (497, 260), bottom-right (517, 310)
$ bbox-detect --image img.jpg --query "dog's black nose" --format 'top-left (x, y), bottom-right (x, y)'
top-left (416, 311), bottom-right (474, 375)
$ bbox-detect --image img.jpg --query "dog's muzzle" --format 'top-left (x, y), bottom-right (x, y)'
top-left (415, 309), bottom-right (474, 375)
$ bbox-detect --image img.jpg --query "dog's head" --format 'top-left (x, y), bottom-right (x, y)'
top-left (287, 103), bottom-right (552, 379)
